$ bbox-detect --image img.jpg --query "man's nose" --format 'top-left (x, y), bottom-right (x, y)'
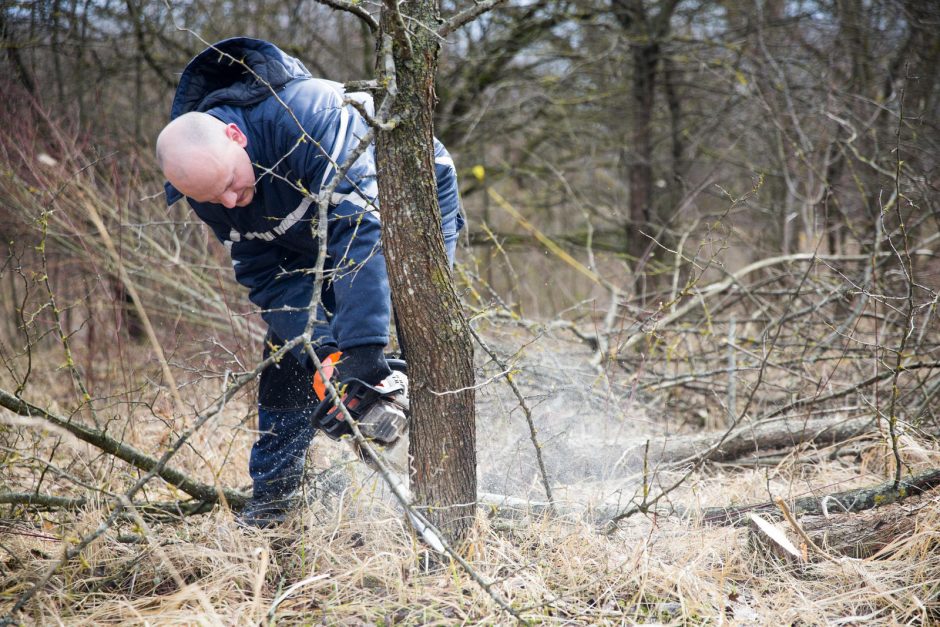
top-left (221, 191), bottom-right (237, 208)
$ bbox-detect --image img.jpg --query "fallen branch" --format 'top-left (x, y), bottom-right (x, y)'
top-left (0, 388), bottom-right (247, 508)
top-left (0, 493), bottom-right (217, 519)
top-left (701, 468), bottom-right (940, 526)
top-left (0, 492), bottom-right (87, 510)
top-left (482, 417), bottom-right (879, 525)
top-left (601, 416), bottom-right (875, 477)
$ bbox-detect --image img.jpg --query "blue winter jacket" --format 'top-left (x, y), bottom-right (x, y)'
top-left (164, 38), bottom-right (463, 367)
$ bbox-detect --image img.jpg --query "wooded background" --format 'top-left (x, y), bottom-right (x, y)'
top-left (3, 0), bottom-right (936, 297)
top-left (3, 0), bottom-right (936, 437)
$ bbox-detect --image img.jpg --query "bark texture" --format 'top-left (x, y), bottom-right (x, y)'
top-left (747, 500), bottom-right (933, 564)
top-left (374, 4), bottom-right (477, 542)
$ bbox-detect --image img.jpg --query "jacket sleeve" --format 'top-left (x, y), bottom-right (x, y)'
top-left (434, 138), bottom-right (465, 237)
top-left (282, 92), bottom-right (391, 353)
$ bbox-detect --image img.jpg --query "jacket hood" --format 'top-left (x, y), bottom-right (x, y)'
top-left (169, 37), bottom-right (312, 120)
top-left (165, 38), bottom-right (312, 204)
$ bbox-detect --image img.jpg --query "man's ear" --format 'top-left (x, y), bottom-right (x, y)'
top-left (226, 123), bottom-right (248, 148)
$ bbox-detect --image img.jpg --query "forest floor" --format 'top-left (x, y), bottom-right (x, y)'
top-left (1, 320), bottom-right (939, 625)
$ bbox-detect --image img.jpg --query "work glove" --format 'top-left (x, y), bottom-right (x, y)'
top-left (311, 344), bottom-right (394, 440)
top-left (311, 344), bottom-right (391, 396)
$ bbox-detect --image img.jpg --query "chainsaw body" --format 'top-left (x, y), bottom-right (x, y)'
top-left (312, 358), bottom-right (409, 447)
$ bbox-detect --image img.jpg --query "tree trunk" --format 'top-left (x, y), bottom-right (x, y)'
top-left (374, 3), bottom-right (477, 543)
top-left (628, 41), bottom-right (656, 257)
top-left (0, 9), bottom-right (36, 96)
top-left (611, 0), bottom-right (680, 274)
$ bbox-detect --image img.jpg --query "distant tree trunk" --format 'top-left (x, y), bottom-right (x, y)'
top-left (374, 1), bottom-right (477, 543)
top-left (51, 0), bottom-right (65, 106)
top-left (612, 0), bottom-right (679, 262)
top-left (628, 40), bottom-right (656, 256)
top-left (0, 9), bottom-right (36, 95)
top-left (662, 55), bottom-right (683, 186)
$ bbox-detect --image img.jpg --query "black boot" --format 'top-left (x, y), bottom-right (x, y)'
top-left (237, 492), bottom-right (296, 528)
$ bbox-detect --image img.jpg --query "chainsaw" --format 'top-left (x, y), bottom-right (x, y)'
top-left (311, 357), bottom-right (410, 451)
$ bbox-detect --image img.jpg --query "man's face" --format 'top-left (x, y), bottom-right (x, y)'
top-left (170, 124), bottom-right (256, 208)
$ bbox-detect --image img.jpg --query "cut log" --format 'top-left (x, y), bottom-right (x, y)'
top-left (797, 503), bottom-right (924, 559)
top-left (746, 499), bottom-right (933, 563)
top-left (747, 513), bottom-right (805, 563)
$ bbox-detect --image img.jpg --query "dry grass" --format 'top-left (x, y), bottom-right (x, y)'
top-left (3, 464), bottom-right (940, 625)
top-left (2, 336), bottom-right (940, 625)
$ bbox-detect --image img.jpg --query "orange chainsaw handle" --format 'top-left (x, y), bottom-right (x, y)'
top-left (312, 351), bottom-right (343, 401)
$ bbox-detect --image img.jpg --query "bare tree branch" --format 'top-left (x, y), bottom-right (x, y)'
top-left (438, 0), bottom-right (508, 39)
top-left (0, 492), bottom-right (87, 510)
top-left (758, 361), bottom-right (940, 421)
top-left (315, 0), bottom-right (379, 32)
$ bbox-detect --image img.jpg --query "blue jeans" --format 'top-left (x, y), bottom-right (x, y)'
top-left (249, 405), bottom-right (318, 500)
top-left (248, 203), bottom-right (463, 499)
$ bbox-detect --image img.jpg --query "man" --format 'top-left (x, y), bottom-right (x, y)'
top-left (156, 38), bottom-right (463, 526)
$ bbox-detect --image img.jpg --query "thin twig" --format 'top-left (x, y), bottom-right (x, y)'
top-left (0, 387), bottom-right (246, 506)
top-left (758, 361), bottom-right (940, 421)
top-left (616, 252), bottom-right (896, 355)
top-left (82, 187), bottom-right (188, 421)
top-left (884, 75), bottom-right (914, 488)
top-left (469, 325), bottom-right (555, 513)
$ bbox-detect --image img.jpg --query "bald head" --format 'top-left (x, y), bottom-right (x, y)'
top-left (156, 112), bottom-right (256, 208)
top-left (156, 112), bottom-right (228, 171)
